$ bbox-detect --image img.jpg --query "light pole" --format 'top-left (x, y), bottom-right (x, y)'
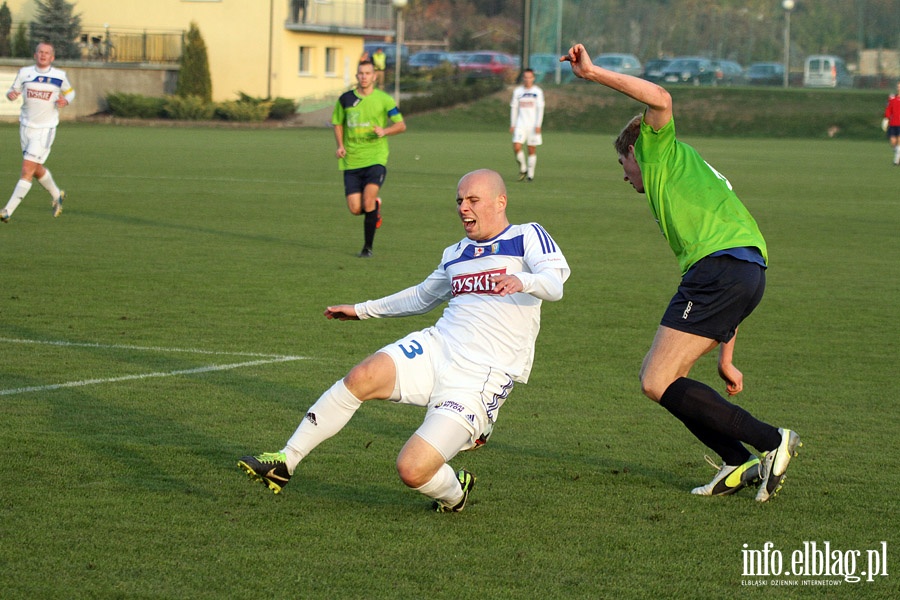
top-left (392, 0), bottom-right (407, 105)
top-left (782, 0), bottom-right (795, 88)
top-left (554, 0), bottom-right (562, 84)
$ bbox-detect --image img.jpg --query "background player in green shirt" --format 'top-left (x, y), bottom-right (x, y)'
top-left (332, 60), bottom-right (406, 257)
top-left (563, 43), bottom-right (800, 503)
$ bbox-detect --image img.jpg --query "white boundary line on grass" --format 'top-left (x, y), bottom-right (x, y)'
top-left (0, 337), bottom-right (310, 396)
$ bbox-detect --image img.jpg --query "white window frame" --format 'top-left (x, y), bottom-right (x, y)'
top-left (325, 47), bottom-right (338, 76)
top-left (298, 46), bottom-right (312, 75)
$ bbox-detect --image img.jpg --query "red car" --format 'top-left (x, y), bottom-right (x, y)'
top-left (456, 51), bottom-right (517, 77)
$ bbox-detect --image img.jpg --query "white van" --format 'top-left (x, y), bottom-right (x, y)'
top-left (804, 55), bottom-right (853, 88)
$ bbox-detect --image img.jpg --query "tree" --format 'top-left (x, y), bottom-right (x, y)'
top-left (176, 22), bottom-right (212, 102)
top-left (0, 2), bottom-right (12, 57)
top-left (30, 0), bottom-right (81, 59)
top-left (12, 22), bottom-right (28, 57)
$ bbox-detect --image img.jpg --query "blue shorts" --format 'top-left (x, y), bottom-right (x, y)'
top-left (342, 164), bottom-right (386, 196)
top-left (886, 125), bottom-right (900, 138)
top-left (660, 254), bottom-right (766, 343)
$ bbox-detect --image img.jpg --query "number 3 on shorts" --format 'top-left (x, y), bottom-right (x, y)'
top-left (398, 340), bottom-right (424, 359)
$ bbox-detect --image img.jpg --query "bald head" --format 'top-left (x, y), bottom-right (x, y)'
top-left (456, 169), bottom-right (510, 241)
top-left (457, 169), bottom-right (507, 198)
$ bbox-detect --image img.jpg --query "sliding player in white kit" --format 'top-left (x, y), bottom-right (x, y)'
top-left (1, 42), bottom-right (74, 224)
top-left (239, 169), bottom-right (570, 512)
top-left (510, 68), bottom-right (545, 182)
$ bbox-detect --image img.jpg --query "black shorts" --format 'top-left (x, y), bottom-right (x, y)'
top-left (343, 165), bottom-right (386, 196)
top-left (887, 125), bottom-right (900, 138)
top-left (660, 254), bottom-right (766, 343)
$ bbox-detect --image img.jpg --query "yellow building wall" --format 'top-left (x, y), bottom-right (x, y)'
top-left (3, 0), bottom-right (364, 103)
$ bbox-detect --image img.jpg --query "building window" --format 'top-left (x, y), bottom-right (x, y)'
top-left (299, 47), bottom-right (311, 75)
top-left (325, 48), bottom-right (338, 76)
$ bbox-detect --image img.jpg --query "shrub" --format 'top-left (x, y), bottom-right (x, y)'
top-left (163, 94), bottom-right (215, 120)
top-left (105, 92), bottom-right (166, 118)
top-left (401, 74), bottom-right (504, 114)
top-left (237, 92), bottom-right (297, 120)
top-left (214, 99), bottom-right (272, 122)
top-left (268, 97), bottom-right (298, 120)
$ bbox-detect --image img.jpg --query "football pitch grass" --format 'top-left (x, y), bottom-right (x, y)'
top-left (0, 121), bottom-right (897, 599)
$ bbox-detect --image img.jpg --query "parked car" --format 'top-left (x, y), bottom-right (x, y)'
top-left (448, 52), bottom-right (473, 66)
top-left (710, 59), bottom-right (744, 86)
top-left (661, 57), bottom-right (716, 85)
top-left (456, 51), bottom-right (517, 77)
top-left (804, 55), bottom-right (853, 88)
top-left (593, 53), bottom-right (643, 76)
top-left (745, 62), bottom-right (784, 86)
top-left (642, 58), bottom-right (673, 83)
top-left (529, 53), bottom-right (575, 83)
top-left (408, 51), bottom-right (452, 71)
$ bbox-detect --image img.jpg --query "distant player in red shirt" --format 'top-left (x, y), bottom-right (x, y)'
top-left (883, 80), bottom-right (900, 166)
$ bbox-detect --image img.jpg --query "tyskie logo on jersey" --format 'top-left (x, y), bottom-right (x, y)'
top-left (27, 89), bottom-right (53, 101)
top-left (451, 267), bottom-right (506, 296)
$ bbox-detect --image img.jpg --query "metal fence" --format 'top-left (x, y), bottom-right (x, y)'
top-left (76, 28), bottom-right (184, 64)
top-left (287, 0), bottom-right (394, 30)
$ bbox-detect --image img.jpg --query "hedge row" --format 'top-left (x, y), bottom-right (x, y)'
top-left (105, 92), bottom-right (298, 122)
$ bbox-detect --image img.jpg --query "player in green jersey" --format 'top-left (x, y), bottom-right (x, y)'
top-left (332, 60), bottom-right (406, 257)
top-left (563, 44), bottom-right (800, 502)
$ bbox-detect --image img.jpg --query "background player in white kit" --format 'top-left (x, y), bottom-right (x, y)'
top-left (239, 169), bottom-right (570, 512)
top-left (1, 42), bottom-right (74, 224)
top-left (510, 68), bottom-right (545, 182)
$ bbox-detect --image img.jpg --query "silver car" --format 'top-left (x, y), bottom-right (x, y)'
top-left (593, 53), bottom-right (643, 76)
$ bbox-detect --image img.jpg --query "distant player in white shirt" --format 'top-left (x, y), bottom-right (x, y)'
top-left (239, 169), bottom-right (570, 512)
top-left (510, 68), bottom-right (545, 181)
top-left (1, 42), bottom-right (74, 223)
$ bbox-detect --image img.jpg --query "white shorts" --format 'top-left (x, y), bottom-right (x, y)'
top-left (378, 327), bottom-right (514, 452)
top-left (20, 125), bottom-right (56, 164)
top-left (512, 126), bottom-right (542, 147)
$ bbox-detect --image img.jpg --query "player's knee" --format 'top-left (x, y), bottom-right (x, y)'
top-left (639, 373), bottom-right (665, 402)
top-left (395, 456), bottom-right (430, 488)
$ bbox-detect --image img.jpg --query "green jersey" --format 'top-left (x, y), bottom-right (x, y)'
top-left (332, 88), bottom-right (403, 170)
top-left (635, 118), bottom-right (768, 274)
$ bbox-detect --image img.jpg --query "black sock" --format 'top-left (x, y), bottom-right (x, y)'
top-left (661, 403), bottom-right (753, 466)
top-left (660, 377), bottom-right (781, 454)
top-left (363, 210), bottom-right (377, 249)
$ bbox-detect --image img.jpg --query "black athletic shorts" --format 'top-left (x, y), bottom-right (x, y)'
top-left (660, 254), bottom-right (766, 343)
top-left (343, 164), bottom-right (386, 196)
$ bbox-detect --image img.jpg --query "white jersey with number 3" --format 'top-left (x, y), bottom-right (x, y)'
top-left (355, 223), bottom-right (570, 383)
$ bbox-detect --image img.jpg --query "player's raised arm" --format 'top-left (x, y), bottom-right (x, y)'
top-left (562, 43), bottom-right (672, 130)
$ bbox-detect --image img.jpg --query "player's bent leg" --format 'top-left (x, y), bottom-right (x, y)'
top-left (361, 184), bottom-right (381, 213)
top-left (400, 417), bottom-right (477, 512)
top-left (343, 351), bottom-right (397, 401)
top-left (396, 433), bottom-right (451, 489)
top-left (345, 192), bottom-right (364, 215)
top-left (640, 325), bottom-right (717, 401)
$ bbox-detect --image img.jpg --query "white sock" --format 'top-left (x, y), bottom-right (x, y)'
top-left (37, 169), bottom-right (61, 200)
top-left (414, 463), bottom-right (462, 504)
top-left (527, 154), bottom-right (537, 178)
top-left (282, 379), bottom-right (362, 473)
top-left (3, 179), bottom-right (32, 217)
top-left (516, 150), bottom-right (526, 173)
top-left (893, 145), bottom-right (900, 164)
